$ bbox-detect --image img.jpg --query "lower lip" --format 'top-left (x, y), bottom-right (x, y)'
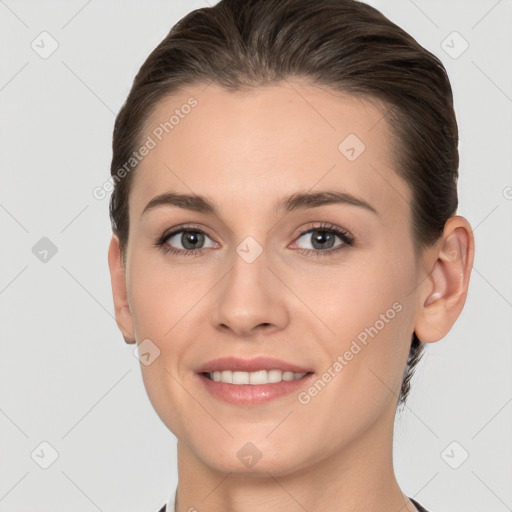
top-left (197, 372), bottom-right (315, 406)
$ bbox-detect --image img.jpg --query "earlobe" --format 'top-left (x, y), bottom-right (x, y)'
top-left (107, 235), bottom-right (136, 344)
top-left (414, 216), bottom-right (475, 344)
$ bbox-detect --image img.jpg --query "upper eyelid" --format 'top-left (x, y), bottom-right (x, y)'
top-left (296, 222), bottom-right (351, 234)
top-left (161, 223), bottom-right (213, 240)
top-left (293, 222), bottom-right (353, 241)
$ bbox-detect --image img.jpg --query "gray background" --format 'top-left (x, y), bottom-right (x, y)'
top-left (1, 1), bottom-right (511, 511)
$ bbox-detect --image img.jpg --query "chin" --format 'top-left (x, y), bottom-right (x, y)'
top-left (192, 438), bottom-right (314, 477)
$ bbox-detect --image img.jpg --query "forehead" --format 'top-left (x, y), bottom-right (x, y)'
top-left (130, 80), bottom-right (411, 221)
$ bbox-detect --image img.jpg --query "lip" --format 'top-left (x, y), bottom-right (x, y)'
top-left (196, 371), bottom-right (315, 406)
top-left (195, 356), bottom-right (313, 374)
top-left (195, 356), bottom-right (315, 406)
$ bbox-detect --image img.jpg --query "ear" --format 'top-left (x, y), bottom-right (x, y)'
top-left (107, 234), bottom-right (136, 344)
top-left (414, 215), bottom-right (475, 343)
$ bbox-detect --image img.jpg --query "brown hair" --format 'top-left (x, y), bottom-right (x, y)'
top-left (109, 0), bottom-right (459, 405)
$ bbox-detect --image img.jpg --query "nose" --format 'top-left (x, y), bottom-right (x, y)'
top-left (211, 247), bottom-right (289, 338)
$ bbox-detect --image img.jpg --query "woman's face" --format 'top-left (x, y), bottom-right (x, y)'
top-left (118, 81), bottom-right (429, 475)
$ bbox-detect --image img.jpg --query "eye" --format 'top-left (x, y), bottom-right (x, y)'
top-left (291, 222), bottom-right (354, 257)
top-left (156, 225), bottom-right (217, 257)
top-left (155, 222), bottom-right (354, 258)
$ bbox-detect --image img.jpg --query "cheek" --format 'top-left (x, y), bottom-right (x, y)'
top-left (126, 257), bottom-right (199, 436)
top-left (129, 276), bottom-right (170, 340)
top-left (289, 248), bottom-right (416, 388)
top-left (127, 253), bottom-right (203, 340)
top-left (294, 295), bottom-right (413, 446)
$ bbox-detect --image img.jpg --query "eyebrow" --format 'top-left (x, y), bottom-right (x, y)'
top-left (141, 189), bottom-right (378, 217)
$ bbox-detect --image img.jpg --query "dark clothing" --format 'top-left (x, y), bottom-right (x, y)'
top-left (411, 497), bottom-right (430, 512)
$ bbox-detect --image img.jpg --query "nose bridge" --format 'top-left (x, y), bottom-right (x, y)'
top-left (212, 236), bottom-right (288, 335)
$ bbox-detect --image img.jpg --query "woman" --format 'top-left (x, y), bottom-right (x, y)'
top-left (107, 1), bottom-right (474, 510)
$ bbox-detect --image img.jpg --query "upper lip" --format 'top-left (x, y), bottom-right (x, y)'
top-left (195, 356), bottom-right (313, 374)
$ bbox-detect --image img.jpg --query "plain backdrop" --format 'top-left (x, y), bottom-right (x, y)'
top-left (0, 1), bottom-right (511, 511)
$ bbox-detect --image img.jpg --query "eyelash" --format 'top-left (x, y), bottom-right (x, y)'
top-left (290, 222), bottom-right (355, 258)
top-left (155, 221), bottom-right (355, 258)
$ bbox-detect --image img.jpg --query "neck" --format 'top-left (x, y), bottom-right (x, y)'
top-left (172, 405), bottom-right (417, 512)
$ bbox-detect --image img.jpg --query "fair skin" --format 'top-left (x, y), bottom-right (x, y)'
top-left (108, 80), bottom-right (474, 512)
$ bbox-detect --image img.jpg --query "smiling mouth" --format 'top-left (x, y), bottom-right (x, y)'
top-left (202, 369), bottom-right (313, 385)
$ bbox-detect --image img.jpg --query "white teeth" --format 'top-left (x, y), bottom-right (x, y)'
top-left (209, 369), bottom-right (307, 385)
top-left (248, 370), bottom-right (267, 385)
top-left (232, 371), bottom-right (249, 384)
top-left (267, 369), bottom-right (283, 383)
top-left (220, 370), bottom-right (232, 382)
